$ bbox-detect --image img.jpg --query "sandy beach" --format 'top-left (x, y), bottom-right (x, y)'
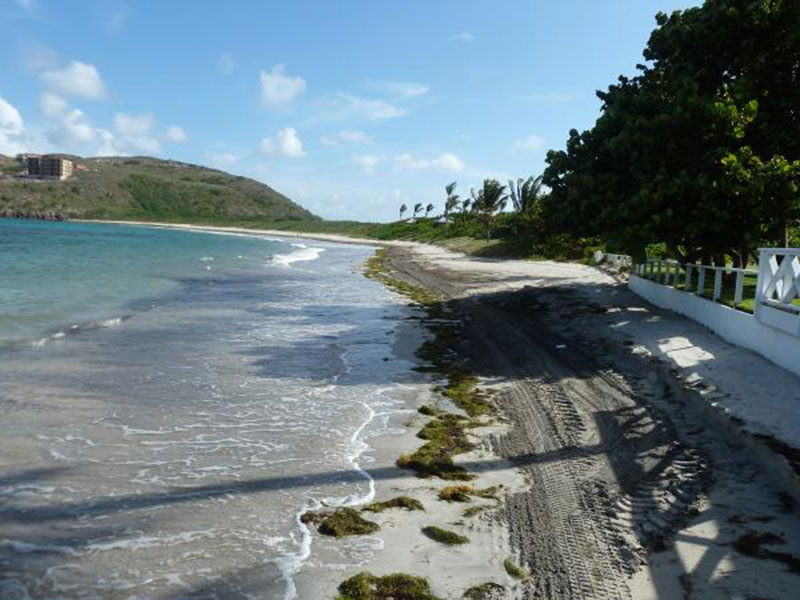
top-left (57, 221), bottom-right (800, 598)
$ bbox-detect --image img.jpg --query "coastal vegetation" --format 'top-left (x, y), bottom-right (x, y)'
top-left (421, 525), bottom-right (470, 545)
top-left (0, 155), bottom-right (315, 222)
top-left (541, 0), bottom-right (800, 264)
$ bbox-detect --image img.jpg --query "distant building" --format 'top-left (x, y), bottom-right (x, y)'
top-left (26, 155), bottom-right (74, 180)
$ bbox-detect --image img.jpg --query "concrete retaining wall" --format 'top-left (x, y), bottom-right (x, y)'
top-left (629, 274), bottom-right (800, 378)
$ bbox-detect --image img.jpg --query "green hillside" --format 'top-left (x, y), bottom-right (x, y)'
top-left (0, 155), bottom-right (317, 222)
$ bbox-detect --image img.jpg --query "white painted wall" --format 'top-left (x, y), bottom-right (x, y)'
top-left (629, 275), bottom-right (800, 378)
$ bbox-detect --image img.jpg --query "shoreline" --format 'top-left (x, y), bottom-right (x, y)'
top-left (75, 218), bottom-right (406, 248)
top-left (297, 248), bottom-right (527, 599)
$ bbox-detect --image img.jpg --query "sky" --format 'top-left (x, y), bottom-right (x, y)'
top-left (0, 0), bottom-right (700, 221)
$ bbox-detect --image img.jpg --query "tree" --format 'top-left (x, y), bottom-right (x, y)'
top-left (425, 203), bottom-right (434, 217)
top-left (542, 0), bottom-right (800, 263)
top-left (508, 175), bottom-right (544, 213)
top-left (413, 202), bottom-right (423, 218)
top-left (461, 198), bottom-right (472, 213)
top-left (472, 179), bottom-right (508, 242)
top-left (399, 203), bottom-right (407, 220)
top-left (444, 181), bottom-right (460, 222)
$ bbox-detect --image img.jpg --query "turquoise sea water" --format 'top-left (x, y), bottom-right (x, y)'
top-left (0, 219), bottom-right (419, 599)
top-left (0, 219), bottom-right (290, 345)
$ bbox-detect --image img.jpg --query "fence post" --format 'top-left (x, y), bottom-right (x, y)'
top-left (685, 264), bottom-right (693, 291)
top-left (755, 249), bottom-right (769, 313)
top-left (697, 266), bottom-right (706, 296)
top-left (713, 269), bottom-right (723, 302)
top-left (734, 271), bottom-right (745, 306)
top-left (657, 259), bottom-right (663, 281)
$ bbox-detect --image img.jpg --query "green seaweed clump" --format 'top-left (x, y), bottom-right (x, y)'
top-left (438, 485), bottom-right (474, 502)
top-left (421, 525), bottom-right (470, 545)
top-left (417, 404), bottom-right (441, 417)
top-left (362, 496), bottom-right (424, 513)
top-left (318, 508), bottom-right (380, 537)
top-left (439, 484), bottom-right (500, 503)
top-left (503, 557), bottom-right (530, 581)
top-left (462, 505), bottom-right (486, 518)
top-left (396, 414), bottom-right (475, 480)
top-left (335, 571), bottom-right (442, 600)
top-left (463, 582), bottom-right (505, 599)
top-left (442, 373), bottom-right (493, 417)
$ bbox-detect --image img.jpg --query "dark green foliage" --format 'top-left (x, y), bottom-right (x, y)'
top-left (542, 0), bottom-right (800, 263)
top-left (318, 508), bottom-right (380, 537)
top-left (362, 496), bottom-right (424, 513)
top-left (421, 526), bottom-right (469, 545)
top-left (335, 572), bottom-right (442, 600)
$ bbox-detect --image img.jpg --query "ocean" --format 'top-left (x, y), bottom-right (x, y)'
top-left (0, 219), bottom-right (418, 599)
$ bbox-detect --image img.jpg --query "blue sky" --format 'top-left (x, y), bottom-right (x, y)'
top-left (1, 0), bottom-right (700, 221)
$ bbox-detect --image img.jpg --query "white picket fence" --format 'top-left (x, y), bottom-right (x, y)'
top-left (635, 258), bottom-right (758, 309)
top-left (630, 248), bottom-right (800, 377)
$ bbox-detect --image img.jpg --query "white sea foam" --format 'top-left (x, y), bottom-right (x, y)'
top-left (271, 247), bottom-right (326, 267)
top-left (0, 539), bottom-right (76, 555)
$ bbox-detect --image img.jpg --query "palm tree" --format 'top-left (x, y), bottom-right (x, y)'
top-left (413, 202), bottom-right (423, 218)
top-left (462, 198), bottom-right (472, 213)
top-left (444, 181), bottom-right (460, 222)
top-left (472, 179), bottom-right (508, 242)
top-left (508, 175), bottom-right (544, 213)
top-left (425, 203), bottom-right (434, 217)
top-left (399, 203), bottom-right (407, 220)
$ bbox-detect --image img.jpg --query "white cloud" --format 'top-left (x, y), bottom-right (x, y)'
top-left (260, 127), bottom-right (305, 158)
top-left (205, 151), bottom-right (238, 169)
top-left (353, 154), bottom-right (380, 174)
top-left (39, 92), bottom-right (107, 153)
top-left (165, 125), bottom-right (188, 143)
top-left (259, 65), bottom-right (307, 109)
top-left (0, 96), bottom-right (26, 154)
top-left (41, 61), bottom-right (108, 100)
top-left (321, 129), bottom-right (372, 146)
top-left (512, 134), bottom-right (546, 152)
top-left (216, 52), bottom-right (235, 75)
top-left (314, 92), bottom-right (405, 124)
top-left (113, 112), bottom-right (161, 153)
top-left (449, 31), bottom-right (476, 43)
top-left (367, 81), bottom-right (430, 99)
top-left (394, 152), bottom-right (464, 172)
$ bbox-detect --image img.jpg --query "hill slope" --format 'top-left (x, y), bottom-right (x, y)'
top-left (0, 155), bottom-right (317, 222)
